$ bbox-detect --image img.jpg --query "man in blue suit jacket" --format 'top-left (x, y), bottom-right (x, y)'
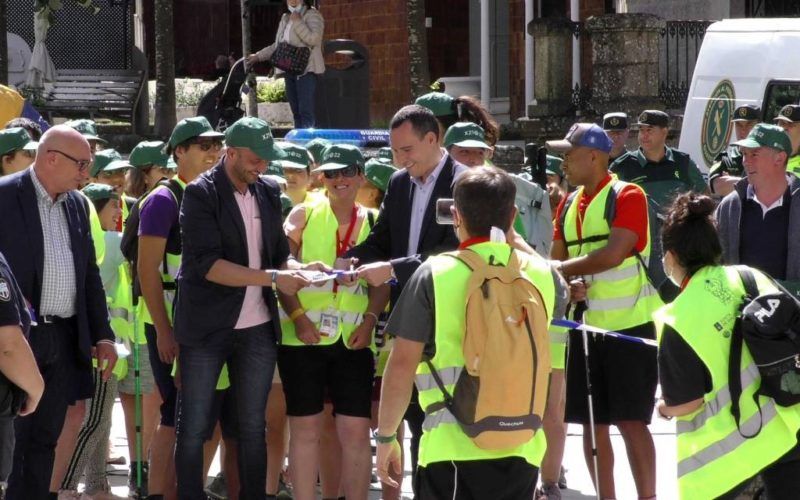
top-left (0, 125), bottom-right (116, 499)
top-left (173, 117), bottom-right (312, 499)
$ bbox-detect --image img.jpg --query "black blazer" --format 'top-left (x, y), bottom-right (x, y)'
top-left (174, 161), bottom-right (291, 346)
top-left (346, 154), bottom-right (467, 304)
top-left (0, 169), bottom-right (114, 363)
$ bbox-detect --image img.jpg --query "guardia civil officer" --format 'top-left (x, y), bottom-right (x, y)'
top-left (708, 104), bottom-right (760, 196)
top-left (774, 104), bottom-right (800, 177)
top-left (656, 192), bottom-right (800, 499)
top-left (602, 112), bottom-right (629, 163)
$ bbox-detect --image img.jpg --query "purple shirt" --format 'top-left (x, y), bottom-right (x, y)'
top-left (138, 187), bottom-right (179, 238)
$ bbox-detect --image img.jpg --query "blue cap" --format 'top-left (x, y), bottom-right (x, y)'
top-left (546, 123), bottom-right (613, 154)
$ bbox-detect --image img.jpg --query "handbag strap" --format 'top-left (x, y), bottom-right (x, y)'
top-left (729, 267), bottom-right (763, 439)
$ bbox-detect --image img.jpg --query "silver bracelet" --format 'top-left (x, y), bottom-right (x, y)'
top-left (364, 312), bottom-right (379, 324)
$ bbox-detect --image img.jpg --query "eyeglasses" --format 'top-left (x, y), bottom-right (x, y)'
top-left (191, 140), bottom-right (224, 152)
top-left (323, 165), bottom-right (360, 179)
top-left (49, 149), bottom-right (92, 172)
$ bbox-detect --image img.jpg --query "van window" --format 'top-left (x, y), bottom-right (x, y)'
top-left (762, 81), bottom-right (800, 122)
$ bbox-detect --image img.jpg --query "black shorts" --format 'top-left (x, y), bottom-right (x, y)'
top-left (565, 322), bottom-right (657, 425)
top-left (278, 339), bottom-right (374, 418)
top-left (144, 323), bottom-right (178, 427)
top-left (415, 457), bottom-right (538, 500)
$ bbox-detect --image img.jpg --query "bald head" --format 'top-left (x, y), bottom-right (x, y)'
top-left (34, 125), bottom-right (93, 198)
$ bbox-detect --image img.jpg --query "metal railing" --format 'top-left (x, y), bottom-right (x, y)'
top-left (659, 20), bottom-right (713, 109)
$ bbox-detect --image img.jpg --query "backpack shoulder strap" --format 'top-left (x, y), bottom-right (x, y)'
top-left (729, 266), bottom-right (763, 438)
top-left (367, 209), bottom-right (376, 230)
top-left (161, 178), bottom-right (185, 208)
top-left (557, 191), bottom-right (580, 243)
top-left (443, 249), bottom-right (487, 272)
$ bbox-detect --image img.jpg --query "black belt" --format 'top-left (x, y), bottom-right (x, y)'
top-left (39, 315), bottom-right (76, 325)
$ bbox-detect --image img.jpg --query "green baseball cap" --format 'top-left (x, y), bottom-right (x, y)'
top-left (415, 92), bottom-right (455, 117)
top-left (0, 127), bottom-right (38, 156)
top-left (267, 162), bottom-right (285, 177)
top-left (314, 144), bottom-right (365, 172)
top-left (224, 117), bottom-right (285, 161)
top-left (91, 149), bottom-right (132, 177)
top-left (733, 123), bottom-right (792, 155)
top-left (377, 147), bottom-right (394, 163)
top-left (129, 141), bottom-right (169, 168)
top-left (65, 119), bottom-right (107, 143)
top-left (167, 116), bottom-right (224, 151)
top-left (546, 155), bottom-right (563, 179)
top-left (443, 122), bottom-right (491, 149)
top-left (364, 158), bottom-right (397, 192)
top-left (82, 182), bottom-right (119, 202)
top-left (277, 142), bottom-right (312, 170)
top-left (305, 138), bottom-right (332, 163)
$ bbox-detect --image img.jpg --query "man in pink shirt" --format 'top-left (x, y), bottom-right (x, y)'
top-left (174, 117), bottom-right (315, 499)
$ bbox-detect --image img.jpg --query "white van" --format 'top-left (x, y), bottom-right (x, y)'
top-left (678, 18), bottom-right (800, 172)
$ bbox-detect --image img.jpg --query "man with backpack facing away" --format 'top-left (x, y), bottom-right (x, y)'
top-left (375, 166), bottom-right (566, 499)
top-left (135, 116), bottom-right (224, 499)
top-left (547, 123), bottom-right (663, 500)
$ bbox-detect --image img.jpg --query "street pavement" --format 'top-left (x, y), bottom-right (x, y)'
top-left (92, 398), bottom-right (678, 499)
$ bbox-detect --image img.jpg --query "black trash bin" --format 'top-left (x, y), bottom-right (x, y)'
top-left (314, 39), bottom-right (370, 129)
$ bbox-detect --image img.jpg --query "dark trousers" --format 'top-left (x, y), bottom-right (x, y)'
top-left (175, 322), bottom-right (276, 500)
top-left (7, 320), bottom-right (84, 500)
top-left (284, 73), bottom-right (317, 128)
top-left (415, 457), bottom-right (538, 500)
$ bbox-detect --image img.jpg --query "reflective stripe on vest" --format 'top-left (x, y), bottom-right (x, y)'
top-left (279, 202), bottom-right (375, 347)
top-left (563, 178), bottom-right (662, 331)
top-left (416, 242), bottom-right (554, 467)
top-left (654, 265), bottom-right (800, 499)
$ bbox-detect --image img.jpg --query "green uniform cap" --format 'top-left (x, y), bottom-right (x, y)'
top-left (546, 155), bottom-right (563, 179)
top-left (377, 147), bottom-right (394, 163)
top-left (774, 104), bottom-right (800, 124)
top-left (91, 149), bottom-right (132, 177)
top-left (167, 116), bottom-right (224, 150)
top-left (443, 122), bottom-right (491, 149)
top-left (415, 92), bottom-right (455, 117)
top-left (65, 119), bottom-right (107, 143)
top-left (364, 158), bottom-right (397, 192)
top-left (314, 144), bottom-right (365, 172)
top-left (0, 127), bottom-right (37, 156)
top-left (277, 142), bottom-right (312, 170)
top-left (305, 138), bottom-right (332, 163)
top-left (733, 123), bottom-right (792, 155)
top-left (82, 182), bottom-right (119, 202)
top-left (224, 117), bottom-right (285, 161)
top-left (129, 141), bottom-right (169, 168)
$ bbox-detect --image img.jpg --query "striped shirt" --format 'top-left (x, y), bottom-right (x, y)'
top-left (31, 169), bottom-right (77, 317)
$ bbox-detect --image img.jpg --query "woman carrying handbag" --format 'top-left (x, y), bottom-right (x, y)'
top-left (248, 0), bottom-right (325, 129)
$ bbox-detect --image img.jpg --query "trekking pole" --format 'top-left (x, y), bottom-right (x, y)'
top-left (131, 295), bottom-right (143, 498)
top-left (574, 300), bottom-right (601, 500)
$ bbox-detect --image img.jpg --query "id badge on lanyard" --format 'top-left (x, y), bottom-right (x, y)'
top-left (319, 307), bottom-right (339, 337)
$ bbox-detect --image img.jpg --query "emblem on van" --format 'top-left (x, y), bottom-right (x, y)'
top-left (700, 79), bottom-right (736, 167)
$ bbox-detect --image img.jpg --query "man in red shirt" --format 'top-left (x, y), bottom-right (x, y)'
top-left (546, 123), bottom-right (661, 500)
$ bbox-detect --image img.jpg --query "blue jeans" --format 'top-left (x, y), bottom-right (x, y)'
top-left (284, 73), bottom-right (317, 128)
top-left (175, 323), bottom-right (277, 500)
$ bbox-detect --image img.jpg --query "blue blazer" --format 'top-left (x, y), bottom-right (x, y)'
top-left (174, 161), bottom-right (291, 346)
top-left (0, 169), bottom-right (114, 363)
top-left (345, 154), bottom-right (467, 304)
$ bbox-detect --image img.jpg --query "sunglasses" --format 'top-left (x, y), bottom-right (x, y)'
top-left (191, 140), bottom-right (224, 152)
top-left (49, 149), bottom-right (92, 172)
top-left (323, 165), bottom-right (360, 179)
